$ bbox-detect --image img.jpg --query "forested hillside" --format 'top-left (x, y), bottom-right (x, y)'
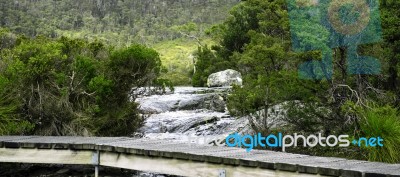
top-left (0, 0), bottom-right (240, 85)
top-left (0, 0), bottom-right (238, 45)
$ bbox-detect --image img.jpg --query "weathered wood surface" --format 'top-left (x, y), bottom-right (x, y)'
top-left (0, 136), bottom-right (399, 177)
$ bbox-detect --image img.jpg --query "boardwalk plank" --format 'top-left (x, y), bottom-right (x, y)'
top-left (0, 136), bottom-right (399, 177)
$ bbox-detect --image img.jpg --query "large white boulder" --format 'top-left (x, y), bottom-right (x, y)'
top-left (207, 69), bottom-right (243, 87)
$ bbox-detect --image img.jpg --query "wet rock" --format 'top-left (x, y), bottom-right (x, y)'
top-left (136, 86), bottom-right (249, 145)
top-left (138, 110), bottom-right (227, 134)
top-left (136, 92), bottom-right (227, 114)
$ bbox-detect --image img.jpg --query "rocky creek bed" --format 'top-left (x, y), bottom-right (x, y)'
top-left (135, 87), bottom-right (250, 143)
top-left (0, 87), bottom-right (251, 177)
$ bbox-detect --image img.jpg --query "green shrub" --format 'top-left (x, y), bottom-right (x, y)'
top-left (358, 105), bottom-right (400, 163)
top-left (154, 79), bottom-right (175, 93)
top-left (0, 34), bottom-right (162, 136)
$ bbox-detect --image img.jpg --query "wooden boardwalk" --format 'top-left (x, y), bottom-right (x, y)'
top-left (0, 136), bottom-right (399, 177)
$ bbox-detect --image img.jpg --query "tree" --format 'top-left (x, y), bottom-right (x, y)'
top-left (198, 0), bottom-right (400, 162)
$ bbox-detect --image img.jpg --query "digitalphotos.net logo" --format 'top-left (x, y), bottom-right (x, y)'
top-left (181, 133), bottom-right (384, 152)
top-left (287, 0), bottom-right (383, 80)
top-left (225, 133), bottom-right (384, 152)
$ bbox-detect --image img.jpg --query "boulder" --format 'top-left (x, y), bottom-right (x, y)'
top-left (207, 69), bottom-right (243, 87)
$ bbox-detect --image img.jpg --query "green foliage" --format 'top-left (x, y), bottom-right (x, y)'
top-left (343, 102), bottom-right (400, 163)
top-left (0, 90), bottom-right (34, 135)
top-left (108, 44), bottom-right (161, 98)
top-left (193, 0), bottom-right (290, 87)
top-left (88, 75), bottom-right (113, 102)
top-left (0, 0), bottom-right (399, 163)
top-left (154, 79), bottom-right (175, 94)
top-left (0, 1), bottom-right (239, 86)
top-left (0, 0), bottom-right (238, 46)
top-left (359, 106), bottom-right (400, 163)
top-left (0, 28), bottom-right (17, 50)
top-left (153, 38), bottom-right (216, 86)
top-left (94, 102), bottom-right (143, 136)
top-left (198, 0), bottom-right (400, 163)
top-left (0, 32), bottom-right (161, 136)
top-left (192, 46), bottom-right (228, 87)
top-left (228, 71), bottom-right (320, 116)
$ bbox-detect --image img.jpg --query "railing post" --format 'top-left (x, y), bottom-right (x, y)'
top-left (92, 149), bottom-right (100, 177)
top-left (95, 165), bottom-right (99, 177)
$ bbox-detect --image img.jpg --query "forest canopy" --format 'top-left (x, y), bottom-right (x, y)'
top-left (0, 0), bottom-right (240, 85)
top-left (0, 0), bottom-right (239, 45)
top-left (193, 0), bottom-right (400, 163)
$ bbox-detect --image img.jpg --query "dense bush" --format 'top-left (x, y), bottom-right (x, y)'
top-left (0, 33), bottom-right (161, 136)
top-left (195, 0), bottom-right (400, 163)
top-left (352, 104), bottom-right (400, 163)
top-left (0, 0), bottom-right (239, 45)
top-left (192, 46), bottom-right (233, 87)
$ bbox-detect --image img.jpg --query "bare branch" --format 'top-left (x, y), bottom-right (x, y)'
top-left (179, 31), bottom-right (204, 47)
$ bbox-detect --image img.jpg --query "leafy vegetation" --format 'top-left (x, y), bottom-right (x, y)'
top-left (153, 38), bottom-right (216, 85)
top-left (194, 0), bottom-right (400, 163)
top-left (357, 105), bottom-right (400, 163)
top-left (1, 0), bottom-right (400, 164)
top-left (0, 30), bottom-right (161, 136)
top-left (0, 0), bottom-right (239, 86)
top-left (0, 0), bottom-right (238, 45)
top-left (0, 0), bottom-right (240, 134)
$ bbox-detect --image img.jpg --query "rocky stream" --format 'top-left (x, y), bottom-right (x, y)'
top-left (0, 86), bottom-right (251, 177)
top-left (135, 87), bottom-right (249, 143)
